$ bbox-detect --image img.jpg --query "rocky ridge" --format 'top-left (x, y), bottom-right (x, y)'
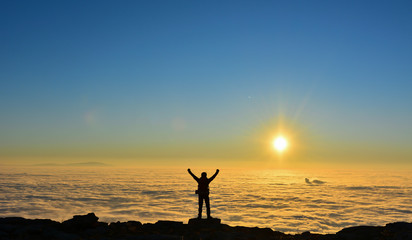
top-left (0, 213), bottom-right (411, 240)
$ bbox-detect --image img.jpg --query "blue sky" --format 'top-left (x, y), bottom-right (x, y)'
top-left (1, 1), bottom-right (411, 166)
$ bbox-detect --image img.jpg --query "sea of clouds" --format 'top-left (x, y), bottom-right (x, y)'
top-left (0, 166), bottom-right (411, 233)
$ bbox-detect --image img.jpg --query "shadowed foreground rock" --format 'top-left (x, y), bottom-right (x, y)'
top-left (188, 217), bottom-right (221, 225)
top-left (0, 213), bottom-right (411, 240)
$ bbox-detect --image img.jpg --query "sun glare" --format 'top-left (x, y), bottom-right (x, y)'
top-left (273, 136), bottom-right (288, 152)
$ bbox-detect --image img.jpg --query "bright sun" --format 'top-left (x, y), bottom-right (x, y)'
top-left (273, 136), bottom-right (288, 152)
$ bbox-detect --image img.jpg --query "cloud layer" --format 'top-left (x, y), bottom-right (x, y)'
top-left (0, 167), bottom-right (411, 233)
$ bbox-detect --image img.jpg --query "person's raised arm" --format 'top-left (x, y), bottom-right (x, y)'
top-left (208, 169), bottom-right (219, 182)
top-left (187, 168), bottom-right (199, 181)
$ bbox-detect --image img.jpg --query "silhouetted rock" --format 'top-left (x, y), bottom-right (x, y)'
top-left (107, 220), bottom-right (142, 235)
top-left (188, 217), bottom-right (221, 225)
top-left (337, 225), bottom-right (384, 240)
top-left (155, 220), bottom-right (184, 233)
top-left (0, 213), bottom-right (410, 240)
top-left (384, 222), bottom-right (412, 240)
top-left (62, 212), bottom-right (102, 230)
top-left (126, 220), bottom-right (143, 232)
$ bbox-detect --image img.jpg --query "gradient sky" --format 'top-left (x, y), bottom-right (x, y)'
top-left (1, 1), bottom-right (411, 167)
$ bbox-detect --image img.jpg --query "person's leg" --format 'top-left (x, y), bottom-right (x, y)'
top-left (198, 195), bottom-right (203, 218)
top-left (205, 195), bottom-right (211, 218)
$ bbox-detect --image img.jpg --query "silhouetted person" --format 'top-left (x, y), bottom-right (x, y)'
top-left (188, 168), bottom-right (219, 219)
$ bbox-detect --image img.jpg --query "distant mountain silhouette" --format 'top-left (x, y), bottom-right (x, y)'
top-left (33, 162), bottom-right (109, 167)
top-left (33, 163), bottom-right (61, 166)
top-left (66, 162), bottom-right (109, 166)
top-left (305, 178), bottom-right (326, 185)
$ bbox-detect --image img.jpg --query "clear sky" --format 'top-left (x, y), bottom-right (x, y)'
top-left (1, 1), bottom-right (411, 168)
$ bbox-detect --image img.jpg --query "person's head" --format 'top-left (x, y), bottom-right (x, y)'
top-left (201, 172), bottom-right (207, 178)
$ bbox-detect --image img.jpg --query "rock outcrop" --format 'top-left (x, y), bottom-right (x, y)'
top-left (0, 213), bottom-right (411, 240)
top-left (188, 217), bottom-right (221, 225)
